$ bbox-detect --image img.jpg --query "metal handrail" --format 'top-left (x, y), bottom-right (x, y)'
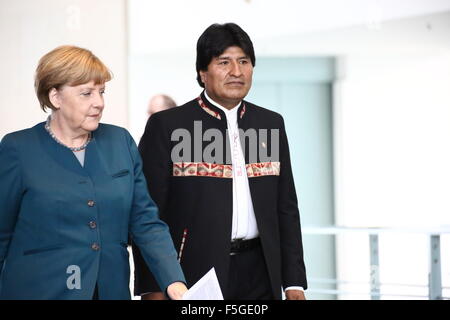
top-left (307, 288), bottom-right (450, 299)
top-left (302, 226), bottom-right (450, 300)
top-left (303, 226), bottom-right (450, 235)
top-left (309, 277), bottom-right (431, 288)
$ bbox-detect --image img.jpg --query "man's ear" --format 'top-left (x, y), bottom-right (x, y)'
top-left (48, 88), bottom-right (60, 110)
top-left (199, 70), bottom-right (207, 85)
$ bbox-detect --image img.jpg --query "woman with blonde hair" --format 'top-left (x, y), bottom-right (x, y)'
top-left (0, 45), bottom-right (187, 300)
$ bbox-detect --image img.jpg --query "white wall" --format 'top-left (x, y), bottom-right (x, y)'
top-left (129, 0), bottom-right (450, 55)
top-left (331, 14), bottom-right (450, 300)
top-left (245, 9), bottom-right (450, 299)
top-left (334, 53), bottom-right (450, 228)
top-left (127, 0), bottom-right (450, 142)
top-left (334, 51), bottom-right (450, 299)
top-left (0, 0), bottom-right (128, 139)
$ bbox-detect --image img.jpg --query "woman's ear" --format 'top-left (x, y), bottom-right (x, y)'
top-left (48, 88), bottom-right (60, 110)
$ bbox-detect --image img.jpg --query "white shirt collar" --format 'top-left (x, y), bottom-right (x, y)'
top-left (204, 91), bottom-right (241, 118)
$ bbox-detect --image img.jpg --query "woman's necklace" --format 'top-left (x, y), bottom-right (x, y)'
top-left (44, 116), bottom-right (91, 152)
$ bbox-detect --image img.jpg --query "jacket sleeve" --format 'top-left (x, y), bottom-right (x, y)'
top-left (132, 114), bottom-right (174, 295)
top-left (0, 134), bottom-right (24, 275)
top-left (277, 117), bottom-right (308, 289)
top-left (125, 128), bottom-right (185, 294)
top-left (133, 113), bottom-right (175, 295)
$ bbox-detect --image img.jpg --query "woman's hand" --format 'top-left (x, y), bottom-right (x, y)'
top-left (167, 281), bottom-right (188, 300)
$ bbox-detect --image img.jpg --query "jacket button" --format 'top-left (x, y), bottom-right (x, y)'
top-left (89, 221), bottom-right (97, 229)
top-left (87, 200), bottom-right (95, 207)
top-left (91, 243), bottom-right (100, 251)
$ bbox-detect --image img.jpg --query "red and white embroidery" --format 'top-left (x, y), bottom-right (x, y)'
top-left (197, 96), bottom-right (221, 120)
top-left (173, 162), bottom-right (233, 178)
top-left (246, 162), bottom-right (280, 178)
top-left (197, 96), bottom-right (246, 120)
top-left (173, 161), bottom-right (280, 178)
top-left (239, 104), bottom-right (246, 119)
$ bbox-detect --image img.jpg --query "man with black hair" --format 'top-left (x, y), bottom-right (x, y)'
top-left (132, 23), bottom-right (307, 300)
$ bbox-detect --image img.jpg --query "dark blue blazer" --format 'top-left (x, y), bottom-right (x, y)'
top-left (0, 122), bottom-right (185, 299)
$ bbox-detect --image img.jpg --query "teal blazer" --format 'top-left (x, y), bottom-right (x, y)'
top-left (0, 122), bottom-right (185, 299)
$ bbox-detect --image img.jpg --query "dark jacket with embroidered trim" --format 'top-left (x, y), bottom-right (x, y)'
top-left (132, 91), bottom-right (307, 299)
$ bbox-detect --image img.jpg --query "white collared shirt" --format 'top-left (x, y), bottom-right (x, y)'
top-left (204, 91), bottom-right (259, 241)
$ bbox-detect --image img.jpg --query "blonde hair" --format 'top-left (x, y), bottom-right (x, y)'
top-left (34, 45), bottom-right (112, 112)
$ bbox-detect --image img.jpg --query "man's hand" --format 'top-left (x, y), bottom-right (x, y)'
top-left (285, 289), bottom-right (306, 300)
top-left (167, 281), bottom-right (188, 300)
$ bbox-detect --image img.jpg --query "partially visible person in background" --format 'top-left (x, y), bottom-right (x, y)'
top-left (147, 94), bottom-right (177, 117)
top-left (0, 45), bottom-right (187, 300)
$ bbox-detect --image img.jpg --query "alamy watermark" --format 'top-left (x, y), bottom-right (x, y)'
top-left (170, 121), bottom-right (280, 164)
top-left (66, 265), bottom-right (81, 290)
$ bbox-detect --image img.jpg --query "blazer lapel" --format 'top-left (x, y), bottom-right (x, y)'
top-left (83, 134), bottom-right (106, 179)
top-left (36, 122), bottom-right (87, 177)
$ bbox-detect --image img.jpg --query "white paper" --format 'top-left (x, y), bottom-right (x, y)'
top-left (182, 267), bottom-right (224, 300)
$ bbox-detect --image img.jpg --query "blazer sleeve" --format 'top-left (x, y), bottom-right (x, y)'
top-left (131, 114), bottom-right (173, 295)
top-left (0, 134), bottom-right (24, 275)
top-left (277, 117), bottom-right (308, 289)
top-left (125, 129), bottom-right (185, 294)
